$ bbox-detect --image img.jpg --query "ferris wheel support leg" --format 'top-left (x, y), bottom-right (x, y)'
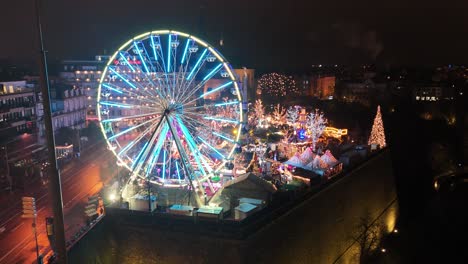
top-left (165, 115), bottom-right (203, 207)
top-left (206, 176), bottom-right (215, 195)
top-left (130, 115), bottom-right (166, 180)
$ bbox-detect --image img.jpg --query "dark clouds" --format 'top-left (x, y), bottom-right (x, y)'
top-left (332, 22), bottom-right (384, 60)
top-left (1, 0), bottom-right (468, 71)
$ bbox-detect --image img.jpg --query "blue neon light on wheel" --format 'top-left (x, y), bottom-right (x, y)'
top-left (97, 30), bottom-right (243, 196)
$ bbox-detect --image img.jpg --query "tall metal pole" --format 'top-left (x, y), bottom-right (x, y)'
top-left (33, 216), bottom-right (40, 262)
top-left (35, 0), bottom-right (68, 262)
top-left (2, 146), bottom-right (12, 192)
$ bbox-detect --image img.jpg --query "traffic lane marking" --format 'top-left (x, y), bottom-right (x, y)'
top-left (9, 222), bottom-right (24, 232)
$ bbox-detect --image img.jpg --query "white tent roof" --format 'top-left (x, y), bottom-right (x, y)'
top-left (321, 150), bottom-right (338, 166)
top-left (235, 203), bottom-right (257, 213)
top-left (312, 155), bottom-right (328, 169)
top-left (300, 147), bottom-right (315, 164)
top-left (284, 154), bottom-right (304, 167)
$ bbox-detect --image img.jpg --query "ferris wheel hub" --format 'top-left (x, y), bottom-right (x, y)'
top-left (165, 103), bottom-right (184, 115)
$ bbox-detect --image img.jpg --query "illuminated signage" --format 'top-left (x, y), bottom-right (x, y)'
top-left (323, 127), bottom-right (348, 138)
top-left (297, 128), bottom-right (306, 140)
top-left (113, 59), bottom-right (142, 65)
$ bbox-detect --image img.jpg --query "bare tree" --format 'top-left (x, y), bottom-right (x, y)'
top-left (306, 109), bottom-right (327, 151)
top-left (286, 106), bottom-right (299, 127)
top-left (272, 104), bottom-right (286, 125)
top-left (351, 213), bottom-right (385, 264)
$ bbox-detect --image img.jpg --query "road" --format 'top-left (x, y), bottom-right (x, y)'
top-left (0, 142), bottom-right (116, 264)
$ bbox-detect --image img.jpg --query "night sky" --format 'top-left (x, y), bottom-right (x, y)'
top-left (1, 0), bottom-right (468, 72)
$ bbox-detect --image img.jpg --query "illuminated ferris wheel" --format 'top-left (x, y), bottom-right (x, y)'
top-left (97, 30), bottom-right (243, 201)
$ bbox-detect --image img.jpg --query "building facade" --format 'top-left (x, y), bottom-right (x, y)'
top-left (233, 68), bottom-right (255, 102)
top-left (313, 76), bottom-right (336, 100)
top-left (0, 81), bottom-right (36, 140)
top-left (58, 55), bottom-right (109, 119)
top-left (336, 79), bottom-right (387, 107)
top-left (413, 86), bottom-right (443, 102)
top-left (36, 85), bottom-right (87, 142)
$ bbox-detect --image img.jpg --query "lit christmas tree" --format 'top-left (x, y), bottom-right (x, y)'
top-left (368, 105), bottom-right (386, 147)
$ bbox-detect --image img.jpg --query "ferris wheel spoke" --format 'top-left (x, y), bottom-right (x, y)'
top-left (202, 116), bottom-right (240, 124)
top-left (101, 111), bottom-right (161, 123)
top-left (179, 114), bottom-right (210, 132)
top-left (99, 101), bottom-right (158, 111)
top-left (150, 35), bottom-right (161, 67)
top-left (185, 111), bottom-right (240, 123)
top-left (179, 115), bottom-right (230, 165)
top-left (116, 120), bottom-right (159, 159)
top-left (211, 131), bottom-right (237, 144)
top-left (175, 117), bottom-right (211, 176)
top-left (133, 41), bottom-right (152, 74)
top-left (176, 47), bottom-right (209, 101)
top-left (186, 48), bottom-right (208, 81)
top-left (108, 66), bottom-right (157, 98)
top-left (175, 49), bottom-right (195, 102)
top-left (182, 100), bottom-right (239, 111)
top-left (174, 38), bottom-right (191, 91)
top-left (149, 35), bottom-right (171, 95)
top-left (179, 63), bottom-right (224, 105)
top-left (108, 116), bottom-right (158, 141)
top-left (100, 88), bottom-right (161, 108)
top-left (182, 80), bottom-right (234, 106)
top-left (197, 136), bottom-right (226, 160)
top-left (175, 160), bottom-right (183, 181)
top-left (167, 34), bottom-right (174, 73)
top-left (144, 123), bottom-right (170, 178)
top-left (197, 126), bottom-right (233, 155)
top-left (177, 58), bottom-right (209, 103)
top-left (150, 34), bottom-right (172, 89)
top-left (113, 45), bottom-right (163, 100)
top-left (118, 51), bottom-right (137, 73)
top-left (119, 57), bottom-right (164, 100)
top-left (180, 38), bottom-right (191, 65)
top-left (152, 37), bottom-right (173, 96)
top-left (168, 34), bottom-right (179, 99)
top-left (108, 67), bottom-right (137, 89)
